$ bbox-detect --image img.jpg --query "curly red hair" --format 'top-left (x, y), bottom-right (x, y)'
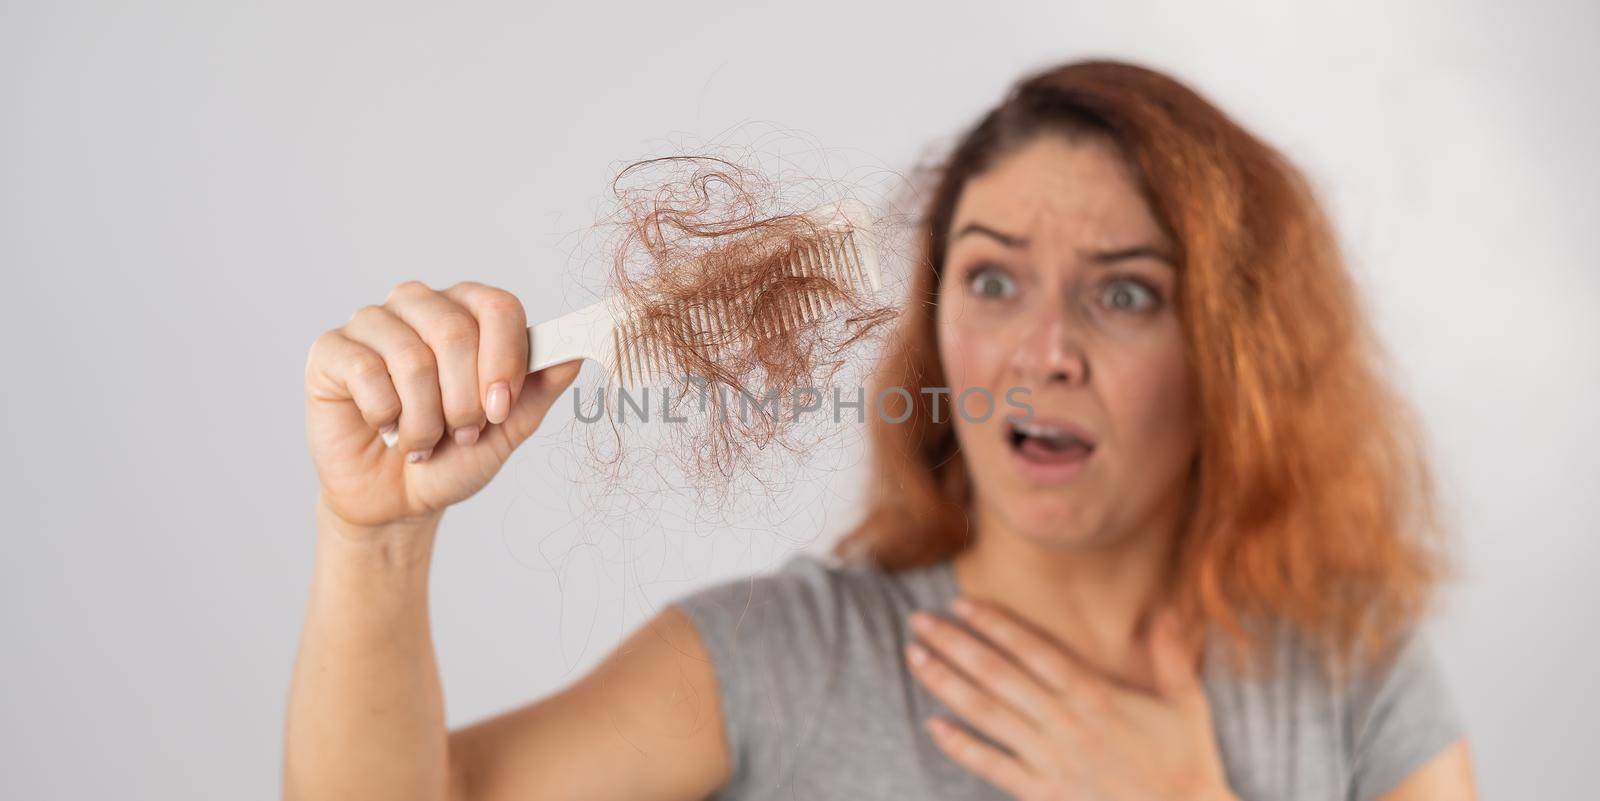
top-left (834, 59), bottom-right (1450, 667)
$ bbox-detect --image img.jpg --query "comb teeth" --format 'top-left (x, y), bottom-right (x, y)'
top-left (607, 201), bottom-right (882, 388)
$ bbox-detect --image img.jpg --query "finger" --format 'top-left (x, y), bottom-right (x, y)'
top-left (951, 597), bottom-right (1106, 701)
top-left (908, 612), bottom-right (1059, 730)
top-left (305, 329), bottom-right (404, 440)
top-left (491, 359), bottom-right (583, 450)
top-left (384, 281), bottom-right (485, 446)
top-left (905, 639), bottom-right (1050, 773)
top-left (441, 281), bottom-right (528, 429)
top-left (341, 303), bottom-right (445, 458)
top-left (924, 715), bottom-right (1039, 800)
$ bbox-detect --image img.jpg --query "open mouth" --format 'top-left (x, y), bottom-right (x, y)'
top-left (1006, 417), bottom-right (1096, 464)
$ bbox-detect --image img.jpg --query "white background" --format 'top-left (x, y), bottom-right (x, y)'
top-left (3, 0), bottom-right (1596, 797)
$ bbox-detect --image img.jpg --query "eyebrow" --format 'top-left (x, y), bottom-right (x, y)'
top-left (951, 222), bottom-right (1028, 248)
top-left (950, 221), bottom-right (1177, 267)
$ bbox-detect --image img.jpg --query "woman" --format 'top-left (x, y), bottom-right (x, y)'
top-left (284, 59), bottom-right (1476, 800)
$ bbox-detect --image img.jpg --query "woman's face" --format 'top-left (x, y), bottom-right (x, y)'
top-left (935, 133), bottom-right (1198, 550)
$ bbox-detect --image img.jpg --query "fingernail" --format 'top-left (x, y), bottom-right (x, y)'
top-left (486, 382), bottom-right (510, 425)
top-left (910, 612), bottom-right (933, 633)
top-left (951, 597), bottom-right (974, 617)
top-left (379, 424), bottom-right (399, 448)
top-left (453, 425), bottom-right (480, 447)
top-left (406, 448), bottom-right (432, 463)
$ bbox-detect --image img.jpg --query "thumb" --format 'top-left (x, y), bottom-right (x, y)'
top-left (496, 360), bottom-right (583, 448)
top-left (1149, 608), bottom-right (1205, 701)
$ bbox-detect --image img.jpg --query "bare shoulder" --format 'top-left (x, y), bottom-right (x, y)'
top-left (446, 604), bottom-right (730, 801)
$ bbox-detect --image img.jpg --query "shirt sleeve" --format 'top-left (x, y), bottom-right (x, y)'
top-left (1346, 626), bottom-right (1465, 801)
top-left (670, 553), bottom-right (844, 799)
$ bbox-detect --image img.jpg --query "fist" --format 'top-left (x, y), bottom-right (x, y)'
top-left (303, 280), bottom-right (582, 528)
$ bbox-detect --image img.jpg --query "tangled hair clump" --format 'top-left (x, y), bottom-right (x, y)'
top-left (573, 155), bottom-right (900, 503)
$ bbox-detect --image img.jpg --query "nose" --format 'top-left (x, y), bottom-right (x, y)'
top-left (1008, 304), bottom-right (1090, 386)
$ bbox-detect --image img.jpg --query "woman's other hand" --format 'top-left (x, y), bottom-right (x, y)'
top-left (906, 601), bottom-right (1236, 801)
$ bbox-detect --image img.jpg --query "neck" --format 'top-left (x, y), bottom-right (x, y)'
top-left (949, 501), bottom-right (1181, 689)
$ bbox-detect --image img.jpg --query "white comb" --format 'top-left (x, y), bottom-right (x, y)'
top-left (381, 198), bottom-right (884, 448)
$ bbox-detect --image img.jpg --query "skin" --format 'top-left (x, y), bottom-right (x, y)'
top-left (934, 132), bottom-right (1198, 684)
top-left (283, 138), bottom-right (1477, 801)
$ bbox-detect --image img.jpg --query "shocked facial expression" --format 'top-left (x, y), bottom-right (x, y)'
top-left (935, 133), bottom-right (1199, 550)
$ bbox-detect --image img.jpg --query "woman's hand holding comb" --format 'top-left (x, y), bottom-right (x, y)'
top-left (303, 280), bottom-right (582, 536)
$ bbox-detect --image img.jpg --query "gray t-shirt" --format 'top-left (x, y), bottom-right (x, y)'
top-left (674, 552), bottom-right (1462, 801)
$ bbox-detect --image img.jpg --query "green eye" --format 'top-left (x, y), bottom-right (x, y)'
top-left (967, 266), bottom-right (1016, 300)
top-left (1101, 277), bottom-right (1160, 312)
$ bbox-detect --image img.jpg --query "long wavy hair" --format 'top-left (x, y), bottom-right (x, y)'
top-left (833, 59), bottom-right (1450, 667)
